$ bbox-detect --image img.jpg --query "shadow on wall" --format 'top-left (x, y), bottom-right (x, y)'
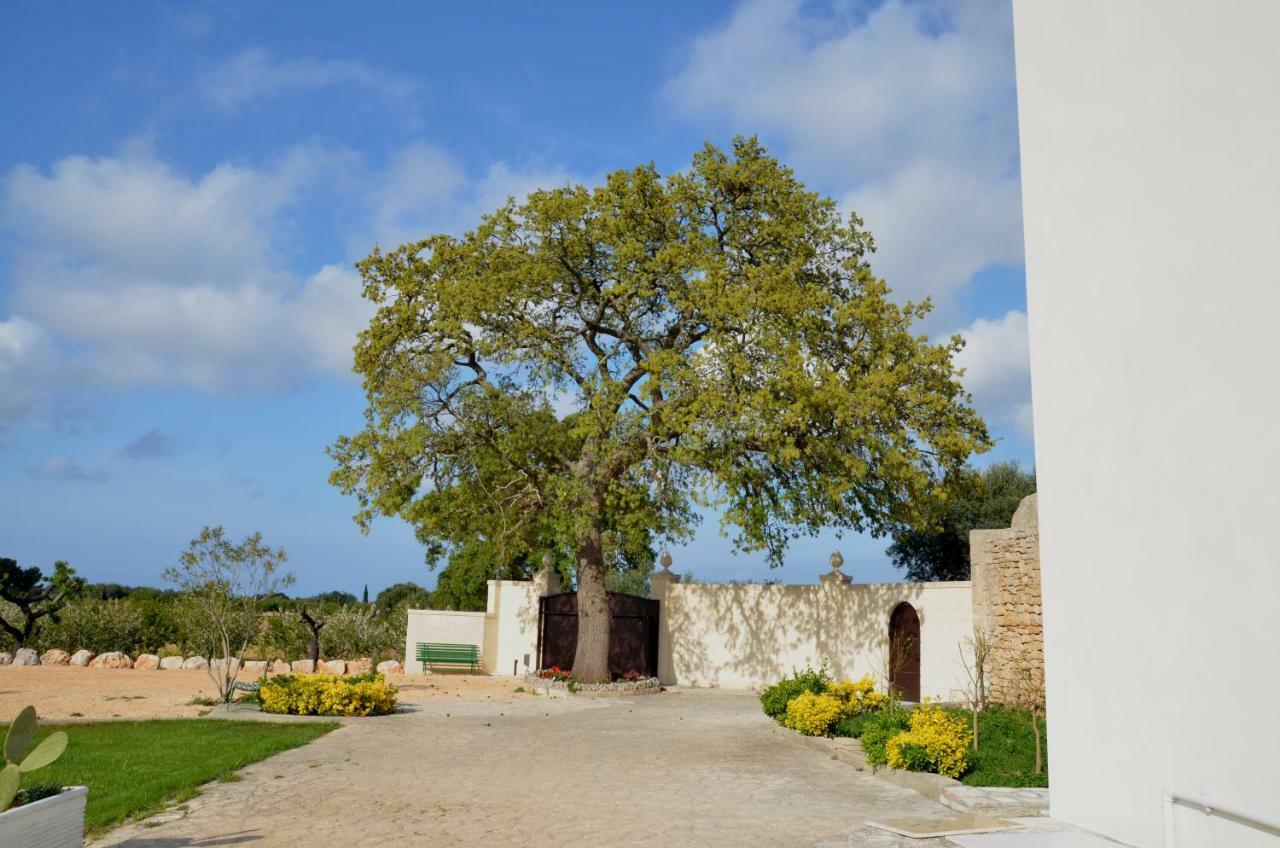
top-left (666, 581), bottom-right (955, 690)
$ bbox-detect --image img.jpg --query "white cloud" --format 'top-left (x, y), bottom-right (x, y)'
top-left (951, 309), bottom-right (1033, 440)
top-left (0, 143), bottom-right (583, 425)
top-left (364, 144), bottom-right (578, 251)
top-left (0, 317), bottom-right (48, 428)
top-left (1, 148), bottom-right (370, 394)
top-left (199, 49), bottom-right (421, 111)
top-left (664, 0), bottom-right (1022, 320)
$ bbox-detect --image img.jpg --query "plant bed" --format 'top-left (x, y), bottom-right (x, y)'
top-left (524, 672), bottom-right (661, 697)
top-left (758, 666), bottom-right (1047, 800)
top-left (0, 785), bottom-right (88, 848)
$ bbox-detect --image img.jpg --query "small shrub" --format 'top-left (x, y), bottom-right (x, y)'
top-left (782, 691), bottom-right (845, 736)
top-left (832, 712), bottom-right (873, 738)
top-left (827, 674), bottom-right (889, 717)
top-left (889, 741), bottom-right (932, 772)
top-left (43, 599), bottom-right (144, 654)
top-left (13, 783), bottom-right (63, 808)
top-left (885, 701), bottom-right (972, 778)
top-left (759, 664), bottom-right (830, 719)
top-left (861, 709), bottom-right (912, 765)
top-left (259, 674), bottom-right (397, 717)
top-left (320, 606), bottom-right (401, 660)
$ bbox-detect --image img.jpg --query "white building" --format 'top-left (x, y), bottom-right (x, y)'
top-left (1014, 2), bottom-right (1280, 845)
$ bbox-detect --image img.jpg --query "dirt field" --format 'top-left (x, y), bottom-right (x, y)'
top-left (0, 666), bottom-right (531, 721)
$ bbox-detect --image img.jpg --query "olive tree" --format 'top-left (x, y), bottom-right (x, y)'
top-left (164, 527), bottom-right (293, 703)
top-left (331, 137), bottom-right (989, 682)
top-left (0, 558), bottom-right (84, 649)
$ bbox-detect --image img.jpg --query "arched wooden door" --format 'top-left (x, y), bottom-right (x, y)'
top-left (889, 602), bottom-right (921, 702)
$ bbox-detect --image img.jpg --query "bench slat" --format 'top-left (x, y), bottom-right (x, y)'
top-left (415, 641), bottom-right (481, 674)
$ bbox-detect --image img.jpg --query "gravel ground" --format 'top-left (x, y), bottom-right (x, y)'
top-left (0, 666), bottom-right (533, 721)
top-left (90, 687), bottom-right (961, 847)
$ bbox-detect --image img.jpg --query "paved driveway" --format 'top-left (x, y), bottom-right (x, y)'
top-left (94, 688), bottom-right (956, 847)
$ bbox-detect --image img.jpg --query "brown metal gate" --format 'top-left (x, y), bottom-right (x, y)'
top-left (537, 591), bottom-right (659, 679)
top-left (889, 601), bottom-right (921, 702)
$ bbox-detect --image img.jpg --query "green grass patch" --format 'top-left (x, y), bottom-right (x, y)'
top-left (20, 719), bottom-right (337, 834)
top-left (957, 704), bottom-right (1048, 787)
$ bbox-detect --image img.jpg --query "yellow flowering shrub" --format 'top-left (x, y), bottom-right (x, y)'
top-left (827, 675), bottom-right (889, 716)
top-left (259, 673), bottom-right (398, 717)
top-left (885, 701), bottom-right (971, 778)
top-left (782, 691), bottom-right (845, 736)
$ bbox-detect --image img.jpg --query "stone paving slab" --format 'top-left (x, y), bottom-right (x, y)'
top-left (942, 785), bottom-right (1050, 817)
top-left (92, 689), bottom-right (962, 847)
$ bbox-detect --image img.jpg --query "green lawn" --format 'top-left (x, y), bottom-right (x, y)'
top-left (20, 719), bottom-right (338, 834)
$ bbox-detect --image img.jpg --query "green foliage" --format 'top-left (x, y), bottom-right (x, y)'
top-left (959, 704), bottom-right (1049, 787)
top-left (22, 719), bottom-right (335, 834)
top-left (0, 558), bottom-right (85, 648)
top-left (330, 137), bottom-right (990, 677)
top-left (890, 741), bottom-right (932, 772)
top-left (163, 526), bottom-right (294, 703)
top-left (12, 782), bottom-right (62, 807)
top-left (39, 599), bottom-right (144, 654)
top-left (318, 606), bottom-right (401, 659)
top-left (759, 664), bottom-right (831, 719)
top-left (2, 706), bottom-right (69, 810)
top-left (860, 709), bottom-right (912, 766)
top-left (832, 712), bottom-right (874, 739)
top-left (887, 462), bottom-right (1036, 581)
top-left (308, 591), bottom-right (357, 606)
top-left (259, 612), bottom-right (311, 661)
top-left (375, 582), bottom-right (432, 610)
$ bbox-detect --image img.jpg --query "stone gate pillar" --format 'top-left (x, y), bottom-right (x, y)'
top-left (650, 551), bottom-right (681, 685)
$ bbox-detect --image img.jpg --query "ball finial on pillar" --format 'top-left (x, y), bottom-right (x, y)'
top-left (822, 550), bottom-right (850, 585)
top-left (659, 551), bottom-right (673, 573)
top-left (542, 552), bottom-right (554, 570)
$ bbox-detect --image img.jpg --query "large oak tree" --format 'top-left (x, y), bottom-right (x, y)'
top-left (331, 138), bottom-right (990, 682)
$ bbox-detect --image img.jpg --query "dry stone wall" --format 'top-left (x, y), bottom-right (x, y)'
top-left (970, 494), bottom-right (1043, 704)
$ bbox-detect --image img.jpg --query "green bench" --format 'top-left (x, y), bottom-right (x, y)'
top-left (416, 642), bottom-right (481, 673)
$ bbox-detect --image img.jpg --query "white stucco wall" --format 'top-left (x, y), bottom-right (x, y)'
top-left (1014, 2), bottom-right (1280, 845)
top-left (485, 579), bottom-right (541, 677)
top-left (403, 609), bottom-right (486, 674)
top-left (659, 580), bottom-right (973, 698)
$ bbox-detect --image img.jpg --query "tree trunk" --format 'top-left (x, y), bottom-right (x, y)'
top-left (571, 524), bottom-right (611, 683)
top-left (1031, 707), bottom-right (1043, 774)
top-left (301, 607), bottom-right (324, 666)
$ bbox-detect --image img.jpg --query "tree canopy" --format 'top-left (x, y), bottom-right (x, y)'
top-left (886, 461), bottom-right (1037, 581)
top-left (331, 137), bottom-right (990, 680)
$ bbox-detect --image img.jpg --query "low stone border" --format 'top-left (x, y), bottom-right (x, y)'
top-left (523, 673), bottom-right (661, 698)
top-left (0, 649), bottom-right (404, 677)
top-left (777, 725), bottom-right (1048, 817)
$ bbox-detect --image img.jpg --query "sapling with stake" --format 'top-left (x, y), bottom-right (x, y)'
top-left (957, 626), bottom-right (993, 751)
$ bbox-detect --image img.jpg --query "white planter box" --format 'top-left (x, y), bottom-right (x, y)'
top-left (0, 786), bottom-right (88, 848)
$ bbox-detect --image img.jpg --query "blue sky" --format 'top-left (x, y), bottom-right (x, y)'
top-left (0, 0), bottom-right (1031, 594)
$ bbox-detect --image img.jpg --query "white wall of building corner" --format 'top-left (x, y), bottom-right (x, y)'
top-left (1013, 2), bottom-right (1280, 845)
top-left (486, 580), bottom-right (540, 677)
